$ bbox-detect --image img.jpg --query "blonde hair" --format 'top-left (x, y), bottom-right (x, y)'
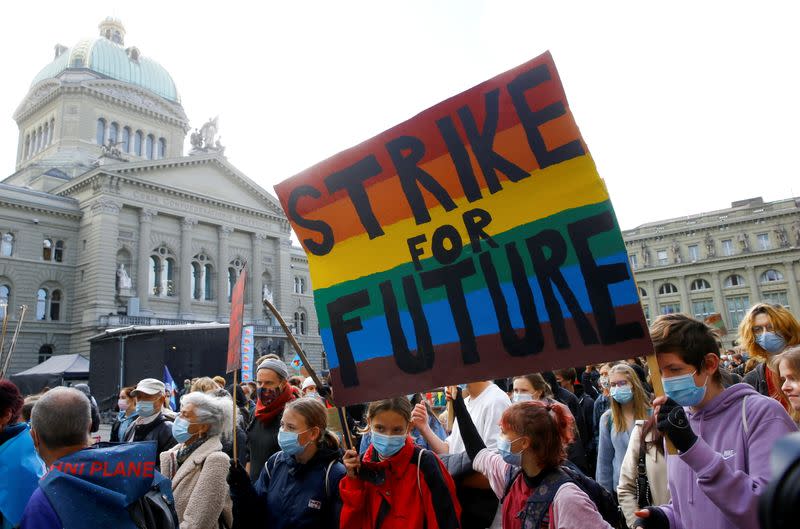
top-left (776, 346), bottom-right (800, 422)
top-left (191, 377), bottom-right (218, 393)
top-left (284, 397), bottom-right (340, 449)
top-left (608, 364), bottom-right (651, 432)
top-left (738, 303), bottom-right (800, 360)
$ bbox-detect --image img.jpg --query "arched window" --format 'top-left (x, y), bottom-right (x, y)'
top-left (158, 138), bottom-right (166, 159)
top-left (150, 246), bottom-right (177, 297)
top-left (0, 284), bottom-right (9, 318)
top-left (42, 239), bottom-right (52, 261)
top-left (108, 122), bottom-right (119, 146)
top-left (294, 311), bottom-right (307, 335)
top-left (42, 122), bottom-right (49, 147)
top-left (49, 118), bottom-right (55, 144)
top-left (145, 134), bottom-right (154, 159)
top-left (0, 232), bottom-right (13, 256)
top-left (190, 253), bottom-right (213, 300)
top-left (690, 278), bottom-right (711, 291)
top-left (659, 283), bottom-right (678, 295)
top-left (36, 126), bottom-right (42, 152)
top-left (36, 288), bottom-right (47, 320)
top-left (638, 286), bottom-right (647, 298)
top-left (204, 264), bottom-right (213, 300)
top-left (38, 345), bottom-right (53, 364)
top-left (227, 257), bottom-right (245, 301)
top-left (50, 289), bottom-right (61, 320)
top-left (134, 130), bottom-right (143, 156)
top-left (96, 118), bottom-right (106, 145)
top-left (761, 269), bottom-right (785, 283)
top-left (122, 127), bottom-right (131, 153)
top-left (24, 134), bottom-right (30, 159)
top-left (724, 274), bottom-right (746, 288)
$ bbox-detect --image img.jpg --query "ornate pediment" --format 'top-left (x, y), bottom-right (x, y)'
top-left (88, 81), bottom-right (188, 122)
top-left (13, 80), bottom-right (61, 120)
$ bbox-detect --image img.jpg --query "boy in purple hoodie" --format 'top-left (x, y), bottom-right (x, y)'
top-left (634, 314), bottom-right (797, 529)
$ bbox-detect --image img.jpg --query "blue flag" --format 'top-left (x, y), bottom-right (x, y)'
top-left (163, 365), bottom-right (177, 410)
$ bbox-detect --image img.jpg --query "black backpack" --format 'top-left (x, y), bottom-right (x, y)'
top-left (127, 478), bottom-right (180, 529)
top-left (502, 464), bottom-right (627, 529)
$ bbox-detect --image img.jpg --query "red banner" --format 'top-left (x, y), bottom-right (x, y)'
top-left (226, 266), bottom-right (247, 373)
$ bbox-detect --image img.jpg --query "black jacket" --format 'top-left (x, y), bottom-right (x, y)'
top-left (124, 413), bottom-right (177, 464)
top-left (246, 415), bottom-right (281, 481)
top-left (743, 362), bottom-right (769, 396)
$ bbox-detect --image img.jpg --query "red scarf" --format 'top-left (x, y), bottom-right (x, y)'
top-left (254, 383), bottom-right (295, 425)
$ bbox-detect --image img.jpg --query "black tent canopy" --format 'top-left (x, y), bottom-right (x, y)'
top-left (9, 353), bottom-right (89, 395)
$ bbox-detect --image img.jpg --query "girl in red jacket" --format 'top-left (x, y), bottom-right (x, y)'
top-left (340, 397), bottom-right (461, 529)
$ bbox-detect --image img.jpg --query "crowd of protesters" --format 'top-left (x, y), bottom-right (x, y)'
top-left (2, 302), bottom-right (800, 528)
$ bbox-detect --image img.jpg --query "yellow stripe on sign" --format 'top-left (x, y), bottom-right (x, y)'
top-left (307, 154), bottom-right (608, 290)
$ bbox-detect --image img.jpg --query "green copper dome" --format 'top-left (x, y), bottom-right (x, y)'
top-left (30, 21), bottom-right (179, 103)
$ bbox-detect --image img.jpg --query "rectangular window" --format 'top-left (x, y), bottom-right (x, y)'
top-left (722, 239), bottom-right (733, 256)
top-left (629, 254), bottom-right (638, 270)
top-left (660, 302), bottom-right (681, 315)
top-left (688, 245), bottom-right (699, 261)
top-left (692, 299), bottom-right (715, 320)
top-left (726, 295), bottom-right (750, 328)
top-left (763, 291), bottom-right (789, 309)
top-left (757, 233), bottom-right (771, 251)
top-left (657, 250), bottom-right (668, 265)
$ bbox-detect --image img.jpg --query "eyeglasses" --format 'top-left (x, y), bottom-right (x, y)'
top-left (608, 380), bottom-right (629, 389)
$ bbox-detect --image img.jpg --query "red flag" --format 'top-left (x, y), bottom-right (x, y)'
top-left (226, 266), bottom-right (247, 373)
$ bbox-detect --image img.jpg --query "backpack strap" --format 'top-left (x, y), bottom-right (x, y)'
top-left (635, 423), bottom-right (652, 509)
top-left (501, 465), bottom-right (523, 504)
top-left (417, 448), bottom-right (425, 497)
top-left (265, 453), bottom-right (278, 480)
top-left (741, 395), bottom-right (749, 435)
top-left (324, 458), bottom-right (336, 498)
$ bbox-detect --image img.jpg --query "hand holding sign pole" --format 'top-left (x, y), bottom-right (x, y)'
top-left (274, 50), bottom-right (653, 407)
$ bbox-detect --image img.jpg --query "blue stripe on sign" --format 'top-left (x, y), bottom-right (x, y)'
top-left (323, 252), bottom-right (639, 369)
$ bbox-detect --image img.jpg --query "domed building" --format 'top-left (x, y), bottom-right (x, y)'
top-left (0, 19), bottom-right (322, 382)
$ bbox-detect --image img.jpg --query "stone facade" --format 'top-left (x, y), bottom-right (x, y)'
top-left (623, 196), bottom-right (800, 346)
top-left (0, 19), bottom-right (323, 375)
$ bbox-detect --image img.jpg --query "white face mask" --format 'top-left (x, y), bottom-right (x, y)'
top-left (512, 393), bottom-right (534, 403)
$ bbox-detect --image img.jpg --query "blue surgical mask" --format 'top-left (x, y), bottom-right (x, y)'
top-left (512, 393), bottom-right (534, 403)
top-left (171, 417), bottom-right (192, 444)
top-left (756, 332), bottom-right (786, 354)
top-left (306, 392), bottom-right (319, 400)
top-left (278, 428), bottom-right (310, 456)
top-left (663, 371), bottom-right (708, 407)
top-left (610, 386), bottom-right (633, 404)
top-left (135, 400), bottom-right (156, 417)
top-left (371, 431), bottom-right (406, 458)
top-left (457, 384), bottom-right (467, 391)
top-left (497, 436), bottom-right (524, 466)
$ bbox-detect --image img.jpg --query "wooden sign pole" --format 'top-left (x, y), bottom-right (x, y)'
top-left (645, 354), bottom-right (677, 455)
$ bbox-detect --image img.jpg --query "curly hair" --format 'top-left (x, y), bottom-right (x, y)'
top-left (500, 400), bottom-right (575, 470)
top-left (0, 380), bottom-right (23, 424)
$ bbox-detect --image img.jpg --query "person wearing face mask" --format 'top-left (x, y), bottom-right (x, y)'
top-left (739, 303), bottom-right (800, 412)
top-left (452, 388), bottom-right (614, 528)
top-left (246, 359), bottom-right (297, 481)
top-left (124, 378), bottom-right (177, 464)
top-left (632, 314), bottom-right (797, 529)
top-left (596, 364), bottom-right (651, 496)
top-left (159, 392), bottom-right (232, 529)
top-left (0, 380), bottom-right (45, 529)
top-left (110, 386), bottom-right (137, 443)
top-left (341, 397), bottom-right (461, 529)
top-left (228, 397), bottom-right (345, 528)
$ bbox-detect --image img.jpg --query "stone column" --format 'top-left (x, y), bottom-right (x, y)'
top-left (179, 217), bottom-right (197, 319)
top-left (646, 279), bottom-right (658, 319)
top-left (710, 271), bottom-right (726, 321)
top-left (217, 225), bottom-right (233, 321)
top-left (746, 265), bottom-right (760, 304)
top-left (251, 232), bottom-right (266, 323)
top-left (136, 208), bottom-right (157, 314)
top-left (784, 261), bottom-right (800, 311)
top-left (86, 198), bottom-right (122, 318)
top-left (678, 275), bottom-right (690, 315)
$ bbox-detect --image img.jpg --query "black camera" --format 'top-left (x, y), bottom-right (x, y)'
top-left (759, 432), bottom-right (800, 529)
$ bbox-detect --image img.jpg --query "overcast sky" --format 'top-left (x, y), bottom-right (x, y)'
top-left (1, 1), bottom-right (797, 230)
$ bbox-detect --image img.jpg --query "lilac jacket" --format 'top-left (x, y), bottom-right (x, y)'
top-left (660, 383), bottom-right (797, 529)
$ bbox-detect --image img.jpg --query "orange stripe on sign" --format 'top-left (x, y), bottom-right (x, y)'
top-left (291, 117), bottom-right (584, 250)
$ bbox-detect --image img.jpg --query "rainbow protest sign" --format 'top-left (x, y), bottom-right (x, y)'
top-left (275, 51), bottom-right (652, 406)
